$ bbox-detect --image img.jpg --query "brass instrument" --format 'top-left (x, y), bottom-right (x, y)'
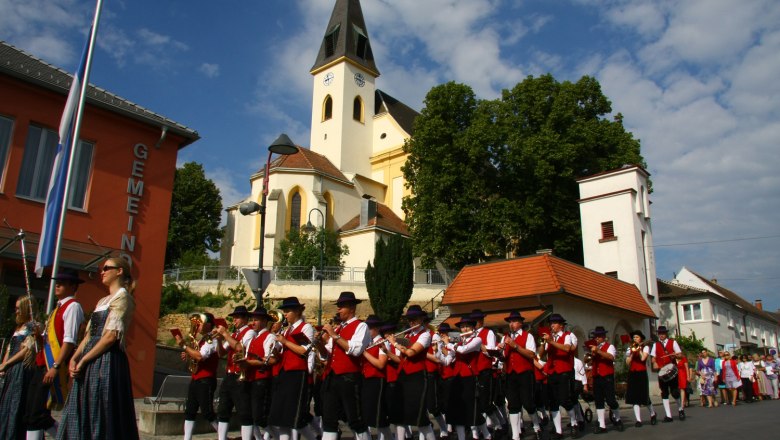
top-left (186, 313), bottom-right (208, 374)
top-left (367, 324), bottom-right (422, 349)
top-left (262, 309), bottom-right (288, 366)
top-left (449, 330), bottom-right (474, 344)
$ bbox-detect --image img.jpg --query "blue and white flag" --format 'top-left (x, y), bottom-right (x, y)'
top-left (34, 38), bottom-right (91, 277)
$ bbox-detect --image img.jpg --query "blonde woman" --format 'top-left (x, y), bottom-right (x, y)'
top-left (0, 296), bottom-right (39, 439)
top-left (57, 258), bottom-right (138, 439)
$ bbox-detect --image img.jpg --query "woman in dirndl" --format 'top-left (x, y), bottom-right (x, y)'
top-left (57, 258), bottom-right (138, 440)
top-left (0, 296), bottom-right (39, 439)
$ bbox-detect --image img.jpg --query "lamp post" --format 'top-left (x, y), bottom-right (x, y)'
top-left (303, 208), bottom-right (325, 325)
top-left (239, 134), bottom-right (298, 304)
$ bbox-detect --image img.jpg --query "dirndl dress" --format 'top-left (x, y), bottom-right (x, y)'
top-left (56, 291), bottom-right (138, 440)
top-left (0, 323), bottom-right (37, 439)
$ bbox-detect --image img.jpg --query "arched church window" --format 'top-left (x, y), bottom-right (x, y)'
top-left (323, 95), bottom-right (333, 121)
top-left (353, 96), bottom-right (363, 122)
top-left (291, 192), bottom-right (302, 229)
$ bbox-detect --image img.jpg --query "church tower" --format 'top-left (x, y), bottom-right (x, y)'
top-left (309, 0), bottom-right (379, 177)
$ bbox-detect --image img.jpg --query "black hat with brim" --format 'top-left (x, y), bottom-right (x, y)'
top-left (52, 268), bottom-right (85, 284)
top-left (228, 305), bottom-right (250, 317)
top-left (279, 297), bottom-right (305, 310)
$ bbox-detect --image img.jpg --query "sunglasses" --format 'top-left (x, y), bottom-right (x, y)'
top-left (101, 265), bottom-right (119, 273)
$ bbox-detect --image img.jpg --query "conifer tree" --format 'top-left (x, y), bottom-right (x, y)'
top-left (365, 234), bottom-right (414, 325)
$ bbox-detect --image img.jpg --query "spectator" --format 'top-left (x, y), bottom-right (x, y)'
top-left (696, 350), bottom-right (717, 408)
top-left (738, 355), bottom-right (756, 403)
top-left (752, 353), bottom-right (771, 399)
top-left (719, 352), bottom-right (740, 406)
top-left (764, 354), bottom-right (779, 399)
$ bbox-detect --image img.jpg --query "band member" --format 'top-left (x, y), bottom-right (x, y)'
top-left (435, 323), bottom-right (456, 438)
top-left (469, 310), bottom-right (503, 439)
top-left (623, 330), bottom-right (656, 427)
top-left (539, 313), bottom-right (580, 439)
top-left (214, 306), bottom-right (257, 440)
top-left (588, 326), bottom-right (623, 434)
top-left (424, 317), bottom-right (447, 438)
top-left (441, 316), bottom-right (484, 440)
top-left (361, 315), bottom-right (391, 440)
top-left (174, 312), bottom-right (219, 440)
top-left (532, 345), bottom-right (549, 427)
top-left (242, 307), bottom-right (278, 440)
top-left (269, 297), bottom-right (316, 440)
top-left (388, 305), bottom-right (436, 440)
top-left (572, 355), bottom-right (587, 429)
top-left (379, 324), bottom-right (404, 435)
top-left (320, 292), bottom-right (370, 440)
top-left (649, 326), bottom-right (683, 422)
top-left (24, 269), bottom-right (85, 440)
top-left (501, 311), bottom-right (540, 440)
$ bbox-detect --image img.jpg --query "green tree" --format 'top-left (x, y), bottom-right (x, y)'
top-left (275, 227), bottom-right (349, 280)
top-left (166, 162), bottom-right (223, 267)
top-left (403, 75), bottom-right (646, 269)
top-left (365, 234), bottom-right (414, 325)
top-left (677, 331), bottom-right (707, 357)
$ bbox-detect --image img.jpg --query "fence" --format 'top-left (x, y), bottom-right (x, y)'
top-left (163, 265), bottom-right (458, 286)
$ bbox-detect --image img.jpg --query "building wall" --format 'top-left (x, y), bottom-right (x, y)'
top-left (0, 74), bottom-right (191, 396)
top-left (370, 142), bottom-right (409, 219)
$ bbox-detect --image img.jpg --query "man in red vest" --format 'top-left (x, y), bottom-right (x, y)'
top-left (650, 326), bottom-right (683, 422)
top-left (362, 315), bottom-right (391, 440)
top-left (469, 309), bottom-right (504, 439)
top-left (320, 291), bottom-right (371, 440)
top-left (241, 307), bottom-right (277, 440)
top-left (25, 268), bottom-right (85, 440)
top-left (502, 311), bottom-right (541, 440)
top-left (588, 326), bottom-right (623, 434)
top-left (215, 305), bottom-right (257, 440)
top-left (174, 312), bottom-right (219, 440)
top-left (539, 313), bottom-right (580, 439)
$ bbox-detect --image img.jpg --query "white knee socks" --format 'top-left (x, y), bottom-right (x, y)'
top-left (662, 399), bottom-right (671, 418)
top-left (218, 422), bottom-right (230, 440)
top-left (419, 425), bottom-right (436, 440)
top-left (509, 413), bottom-right (521, 440)
top-left (597, 409), bottom-right (606, 428)
top-left (551, 411), bottom-right (562, 434)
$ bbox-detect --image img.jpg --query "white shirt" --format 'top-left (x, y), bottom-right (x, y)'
top-left (45, 296), bottom-right (84, 345)
top-left (597, 341), bottom-right (617, 357)
top-left (574, 357), bottom-right (587, 384)
top-left (199, 337), bottom-right (218, 358)
top-left (223, 324), bottom-right (257, 351)
top-left (449, 335), bottom-right (483, 354)
top-left (649, 338), bottom-right (681, 358)
top-left (546, 330), bottom-right (578, 351)
top-left (324, 317), bottom-right (370, 356)
top-left (475, 327), bottom-right (497, 349)
top-left (248, 328), bottom-right (276, 359)
top-left (507, 329), bottom-right (537, 353)
top-left (408, 326), bottom-right (432, 349)
top-left (738, 361), bottom-right (755, 378)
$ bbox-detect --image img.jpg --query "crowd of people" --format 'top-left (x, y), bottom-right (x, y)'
top-left (2, 280), bottom-right (778, 440)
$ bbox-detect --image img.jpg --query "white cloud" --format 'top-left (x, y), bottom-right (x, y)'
top-left (198, 63), bottom-right (220, 79)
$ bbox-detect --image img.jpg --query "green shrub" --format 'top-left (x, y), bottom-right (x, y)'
top-left (159, 282), bottom-right (229, 317)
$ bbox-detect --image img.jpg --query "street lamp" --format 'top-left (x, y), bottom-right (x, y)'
top-left (239, 134), bottom-right (298, 304)
top-left (303, 208), bottom-right (325, 325)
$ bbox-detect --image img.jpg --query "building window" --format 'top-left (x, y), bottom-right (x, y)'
top-left (605, 271), bottom-right (618, 279)
top-left (728, 311), bottom-right (734, 328)
top-left (290, 192), bottom-right (302, 230)
top-left (353, 25), bottom-right (371, 60)
top-left (353, 96), bottom-right (363, 122)
top-left (323, 95), bottom-right (333, 121)
top-left (0, 115), bottom-right (13, 190)
top-left (712, 304), bottom-right (719, 323)
top-left (600, 221), bottom-right (616, 241)
top-left (682, 303), bottom-right (702, 321)
top-left (324, 24), bottom-right (340, 58)
top-left (16, 124), bottom-right (94, 210)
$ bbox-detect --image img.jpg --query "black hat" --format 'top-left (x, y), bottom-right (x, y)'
top-left (504, 311), bottom-right (525, 322)
top-left (437, 323), bottom-right (454, 333)
top-left (379, 323), bottom-right (396, 333)
top-left (404, 305), bottom-right (427, 318)
top-left (335, 291), bottom-right (362, 306)
top-left (52, 268), bottom-right (84, 285)
top-left (228, 305), bottom-right (250, 317)
top-left (657, 325), bottom-right (669, 334)
top-left (470, 309), bottom-right (487, 319)
top-left (279, 297), bottom-right (305, 310)
top-left (250, 307), bottom-right (272, 320)
top-left (630, 329), bottom-right (645, 340)
top-left (365, 314), bottom-right (383, 327)
top-left (548, 313), bottom-right (566, 324)
top-left (592, 326), bottom-right (608, 336)
top-left (455, 317), bottom-right (476, 328)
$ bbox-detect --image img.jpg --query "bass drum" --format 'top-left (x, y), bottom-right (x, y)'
top-left (658, 363), bottom-right (678, 382)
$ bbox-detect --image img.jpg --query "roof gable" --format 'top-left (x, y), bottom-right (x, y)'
top-left (681, 268), bottom-right (777, 322)
top-left (339, 202), bottom-right (409, 236)
top-left (375, 89), bottom-right (419, 135)
top-left (266, 147), bottom-right (350, 184)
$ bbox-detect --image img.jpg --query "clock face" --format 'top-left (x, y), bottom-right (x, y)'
top-left (354, 72), bottom-right (365, 87)
top-left (323, 72), bottom-right (334, 86)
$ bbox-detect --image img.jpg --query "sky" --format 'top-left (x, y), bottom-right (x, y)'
top-left (2, 0), bottom-right (779, 310)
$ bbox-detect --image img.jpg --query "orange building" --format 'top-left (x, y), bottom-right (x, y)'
top-left (0, 42), bottom-right (199, 396)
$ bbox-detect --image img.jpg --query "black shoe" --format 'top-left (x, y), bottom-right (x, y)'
top-left (615, 420), bottom-right (624, 432)
top-left (635, 422), bottom-right (642, 428)
top-left (540, 416), bottom-right (549, 427)
top-left (578, 423), bottom-right (585, 432)
top-left (678, 409), bottom-right (686, 421)
top-left (550, 433), bottom-right (564, 440)
top-left (570, 424), bottom-right (580, 439)
top-left (662, 417), bottom-right (673, 423)
top-left (593, 427), bottom-right (608, 434)
top-left (650, 414), bottom-right (657, 425)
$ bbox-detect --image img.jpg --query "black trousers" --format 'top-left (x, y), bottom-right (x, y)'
top-left (269, 369), bottom-right (312, 429)
top-left (658, 374), bottom-right (680, 400)
top-left (185, 376), bottom-right (217, 422)
top-left (425, 371), bottom-right (442, 417)
top-left (477, 370), bottom-right (496, 415)
top-left (218, 374), bottom-right (252, 425)
top-left (534, 380), bottom-right (549, 411)
top-left (439, 377), bottom-right (454, 420)
top-left (505, 371), bottom-right (535, 415)
top-left (493, 372), bottom-right (506, 412)
top-left (548, 372), bottom-right (575, 411)
top-left (322, 372), bottom-right (367, 433)
top-left (399, 370), bottom-right (431, 427)
top-left (24, 366), bottom-right (56, 431)
top-left (385, 381), bottom-right (404, 425)
top-left (250, 378), bottom-right (272, 427)
top-left (592, 375), bottom-right (619, 410)
top-left (741, 378), bottom-right (755, 401)
top-left (448, 375), bottom-right (485, 427)
top-left (361, 376), bottom-right (389, 428)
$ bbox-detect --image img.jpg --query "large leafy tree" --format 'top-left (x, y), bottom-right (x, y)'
top-left (275, 227), bottom-right (349, 279)
top-left (403, 75), bottom-right (646, 269)
top-left (365, 234), bottom-right (414, 325)
top-left (166, 162), bottom-right (223, 267)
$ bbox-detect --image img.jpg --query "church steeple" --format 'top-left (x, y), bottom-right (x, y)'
top-left (310, 0), bottom-right (380, 76)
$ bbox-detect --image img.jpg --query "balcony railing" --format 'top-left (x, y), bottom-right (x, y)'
top-left (163, 265), bottom-right (458, 286)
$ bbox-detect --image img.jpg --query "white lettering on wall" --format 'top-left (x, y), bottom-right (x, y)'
top-left (120, 143), bottom-right (149, 266)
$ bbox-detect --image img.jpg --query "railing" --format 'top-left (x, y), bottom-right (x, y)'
top-left (163, 265), bottom-right (458, 286)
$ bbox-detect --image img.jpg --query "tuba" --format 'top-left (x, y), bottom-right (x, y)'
top-left (187, 313), bottom-right (207, 374)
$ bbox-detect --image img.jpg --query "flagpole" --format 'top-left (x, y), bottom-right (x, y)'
top-left (46, 0), bottom-right (105, 313)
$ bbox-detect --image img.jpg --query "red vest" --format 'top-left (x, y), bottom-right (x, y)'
top-left (37, 299), bottom-right (79, 367)
top-left (386, 356), bottom-right (400, 383)
top-left (226, 326), bottom-right (252, 374)
top-left (547, 332), bottom-right (574, 374)
top-left (328, 319), bottom-right (363, 375)
top-left (192, 339), bottom-right (219, 380)
top-left (281, 321), bottom-right (309, 372)
top-left (475, 327), bottom-right (494, 373)
top-left (362, 336), bottom-right (386, 379)
top-left (247, 331), bottom-right (273, 380)
top-left (425, 331), bottom-right (439, 373)
top-left (440, 358), bottom-right (457, 379)
top-left (504, 331), bottom-right (533, 374)
top-left (628, 347), bottom-right (648, 372)
top-left (654, 339), bottom-right (676, 368)
top-left (400, 329), bottom-right (428, 374)
top-left (591, 343), bottom-right (615, 377)
top-left (534, 361), bottom-right (547, 382)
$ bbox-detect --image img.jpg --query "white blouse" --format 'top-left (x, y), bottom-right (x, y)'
top-left (89, 288), bottom-right (135, 348)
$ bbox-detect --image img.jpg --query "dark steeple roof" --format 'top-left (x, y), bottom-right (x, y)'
top-left (375, 90), bottom-right (419, 135)
top-left (310, 0), bottom-right (380, 76)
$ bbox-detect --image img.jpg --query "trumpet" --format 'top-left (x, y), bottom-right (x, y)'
top-left (367, 324), bottom-right (422, 349)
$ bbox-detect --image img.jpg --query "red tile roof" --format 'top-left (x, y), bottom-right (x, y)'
top-left (268, 147), bottom-right (350, 183)
top-left (444, 309), bottom-right (548, 329)
top-left (442, 254), bottom-right (655, 318)
top-left (339, 203), bottom-right (409, 236)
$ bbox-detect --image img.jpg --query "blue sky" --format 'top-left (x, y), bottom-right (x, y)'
top-left (3, 0), bottom-right (779, 310)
